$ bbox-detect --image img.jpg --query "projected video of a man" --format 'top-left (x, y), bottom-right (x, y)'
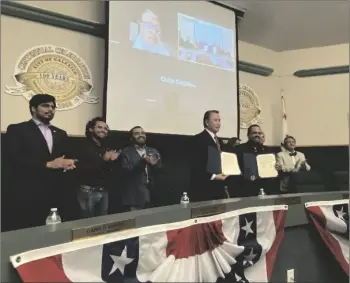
top-left (131, 9), bottom-right (170, 57)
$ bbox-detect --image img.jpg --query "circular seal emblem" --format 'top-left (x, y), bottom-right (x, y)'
top-left (5, 45), bottom-right (98, 110)
top-left (239, 84), bottom-right (262, 129)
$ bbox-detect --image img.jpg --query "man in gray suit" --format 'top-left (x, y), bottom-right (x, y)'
top-left (276, 136), bottom-right (311, 193)
top-left (120, 126), bottom-right (162, 211)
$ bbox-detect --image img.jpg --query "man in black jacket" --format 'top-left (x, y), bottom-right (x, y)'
top-left (190, 110), bottom-right (228, 202)
top-left (120, 126), bottom-right (161, 211)
top-left (76, 117), bottom-right (120, 218)
top-left (234, 124), bottom-right (276, 197)
top-left (4, 94), bottom-right (76, 230)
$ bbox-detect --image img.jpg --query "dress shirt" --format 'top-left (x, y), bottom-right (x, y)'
top-left (205, 129), bottom-right (219, 180)
top-left (135, 145), bottom-right (149, 183)
top-left (33, 119), bottom-right (53, 153)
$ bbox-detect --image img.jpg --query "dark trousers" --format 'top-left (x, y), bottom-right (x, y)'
top-left (77, 186), bottom-right (108, 218)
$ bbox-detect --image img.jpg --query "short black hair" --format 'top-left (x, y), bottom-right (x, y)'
top-left (203, 110), bottom-right (219, 128)
top-left (129, 126), bottom-right (143, 137)
top-left (284, 135), bottom-right (296, 144)
top-left (29, 94), bottom-right (56, 115)
top-left (247, 124), bottom-right (261, 136)
top-left (85, 117), bottom-right (106, 138)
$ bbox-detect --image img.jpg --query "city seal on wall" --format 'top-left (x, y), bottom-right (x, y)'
top-left (239, 84), bottom-right (263, 129)
top-left (5, 45), bottom-right (98, 110)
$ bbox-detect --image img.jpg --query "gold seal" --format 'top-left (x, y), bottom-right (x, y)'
top-left (239, 84), bottom-right (262, 129)
top-left (5, 45), bottom-right (98, 110)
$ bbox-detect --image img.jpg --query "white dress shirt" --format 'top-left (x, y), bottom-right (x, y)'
top-left (276, 150), bottom-right (311, 172)
top-left (33, 119), bottom-right (53, 153)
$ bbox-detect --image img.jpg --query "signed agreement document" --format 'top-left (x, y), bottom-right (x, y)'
top-left (221, 152), bottom-right (241, 175)
top-left (257, 154), bottom-right (278, 178)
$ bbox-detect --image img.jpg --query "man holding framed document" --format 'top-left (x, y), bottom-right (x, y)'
top-left (234, 124), bottom-right (278, 197)
top-left (190, 110), bottom-right (235, 202)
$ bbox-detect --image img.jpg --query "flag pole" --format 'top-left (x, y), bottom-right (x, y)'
top-left (281, 89), bottom-right (288, 151)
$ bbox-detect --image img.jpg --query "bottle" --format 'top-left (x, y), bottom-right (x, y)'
top-left (46, 208), bottom-right (61, 225)
top-left (258, 188), bottom-right (266, 197)
top-left (180, 192), bottom-right (190, 205)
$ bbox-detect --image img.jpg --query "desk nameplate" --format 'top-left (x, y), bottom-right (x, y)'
top-left (72, 218), bottom-right (136, 241)
top-left (191, 204), bottom-right (226, 218)
top-left (275, 197), bottom-right (301, 205)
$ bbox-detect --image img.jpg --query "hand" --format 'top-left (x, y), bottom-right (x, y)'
top-left (215, 173), bottom-right (227, 181)
top-left (275, 164), bottom-right (282, 171)
top-left (110, 150), bottom-right (121, 161)
top-left (143, 153), bottom-right (160, 166)
top-left (250, 175), bottom-right (256, 181)
top-left (104, 150), bottom-right (121, 162)
top-left (47, 155), bottom-right (77, 170)
top-left (300, 160), bottom-right (307, 169)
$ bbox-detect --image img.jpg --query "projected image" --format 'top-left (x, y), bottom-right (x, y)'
top-left (130, 9), bottom-right (170, 57)
top-left (178, 13), bottom-right (235, 71)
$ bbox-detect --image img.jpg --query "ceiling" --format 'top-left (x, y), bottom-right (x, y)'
top-left (218, 0), bottom-right (350, 51)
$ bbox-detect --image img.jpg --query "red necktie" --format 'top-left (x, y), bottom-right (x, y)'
top-left (215, 136), bottom-right (221, 152)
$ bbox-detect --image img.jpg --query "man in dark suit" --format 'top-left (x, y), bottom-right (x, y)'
top-left (234, 124), bottom-right (275, 197)
top-left (4, 94), bottom-right (77, 230)
top-left (120, 126), bottom-right (162, 211)
top-left (189, 110), bottom-right (228, 202)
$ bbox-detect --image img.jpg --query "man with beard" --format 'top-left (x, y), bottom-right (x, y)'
top-left (120, 126), bottom-right (161, 211)
top-left (4, 94), bottom-right (77, 230)
top-left (76, 117), bottom-right (121, 218)
top-left (234, 124), bottom-right (275, 197)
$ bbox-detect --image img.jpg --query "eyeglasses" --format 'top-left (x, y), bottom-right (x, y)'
top-left (142, 21), bottom-right (160, 33)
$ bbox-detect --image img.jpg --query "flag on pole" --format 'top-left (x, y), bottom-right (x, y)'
top-left (281, 90), bottom-right (288, 151)
top-left (305, 199), bottom-right (349, 275)
top-left (11, 205), bottom-right (288, 282)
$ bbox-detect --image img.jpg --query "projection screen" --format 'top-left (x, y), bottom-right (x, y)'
top-left (106, 1), bottom-right (239, 137)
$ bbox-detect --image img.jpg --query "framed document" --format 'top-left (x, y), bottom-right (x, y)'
top-left (206, 146), bottom-right (222, 174)
top-left (257, 154), bottom-right (278, 178)
top-left (221, 152), bottom-right (241, 175)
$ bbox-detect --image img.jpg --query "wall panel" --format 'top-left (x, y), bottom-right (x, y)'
top-left (1, 15), bottom-right (105, 135)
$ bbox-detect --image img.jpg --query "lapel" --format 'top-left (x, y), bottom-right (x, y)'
top-left (27, 120), bottom-right (51, 155)
top-left (202, 130), bottom-right (216, 147)
top-left (50, 126), bottom-right (58, 155)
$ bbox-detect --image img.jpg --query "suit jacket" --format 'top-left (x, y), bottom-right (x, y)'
top-left (276, 151), bottom-right (311, 172)
top-left (5, 119), bottom-right (70, 180)
top-left (232, 141), bottom-right (274, 197)
top-left (120, 145), bottom-right (162, 206)
top-left (4, 119), bottom-right (71, 229)
top-left (189, 130), bottom-right (225, 202)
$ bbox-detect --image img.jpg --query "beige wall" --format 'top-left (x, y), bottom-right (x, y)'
top-left (238, 42), bottom-right (349, 146)
top-left (238, 41), bottom-right (282, 145)
top-left (2, 3), bottom-right (349, 145)
top-left (278, 44), bottom-right (349, 146)
top-left (1, 15), bottom-right (105, 136)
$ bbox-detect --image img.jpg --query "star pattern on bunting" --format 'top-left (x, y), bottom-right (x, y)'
top-left (336, 207), bottom-right (346, 221)
top-left (109, 246), bottom-right (134, 276)
top-left (243, 248), bottom-right (257, 267)
top-left (241, 218), bottom-right (254, 237)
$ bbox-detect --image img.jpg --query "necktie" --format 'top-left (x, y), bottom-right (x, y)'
top-left (215, 136), bottom-right (221, 152)
top-left (289, 152), bottom-right (297, 156)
